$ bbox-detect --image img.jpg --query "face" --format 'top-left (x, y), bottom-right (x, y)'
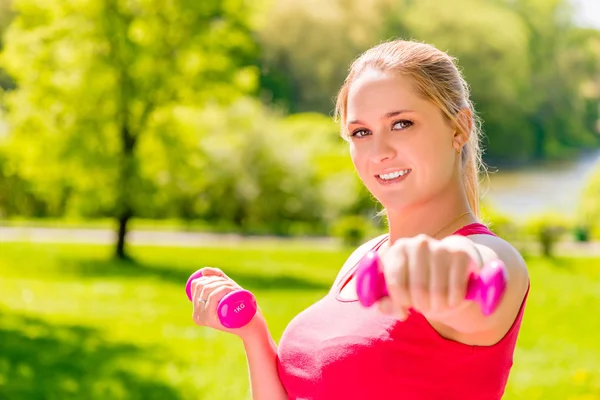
top-left (345, 68), bottom-right (463, 211)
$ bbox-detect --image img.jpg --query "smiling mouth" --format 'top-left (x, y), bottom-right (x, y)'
top-left (375, 169), bottom-right (411, 185)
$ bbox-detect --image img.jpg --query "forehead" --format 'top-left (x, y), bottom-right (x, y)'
top-left (346, 68), bottom-right (422, 120)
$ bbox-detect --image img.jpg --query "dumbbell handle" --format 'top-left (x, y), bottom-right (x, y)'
top-left (185, 269), bottom-right (257, 329)
top-left (355, 251), bottom-right (507, 316)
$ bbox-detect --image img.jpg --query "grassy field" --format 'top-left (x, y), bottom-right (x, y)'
top-left (0, 241), bottom-right (598, 399)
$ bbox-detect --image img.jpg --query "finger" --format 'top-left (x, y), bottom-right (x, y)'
top-left (192, 276), bottom-right (227, 302)
top-left (448, 252), bottom-right (472, 308)
top-left (192, 277), bottom-right (228, 317)
top-left (198, 278), bottom-right (231, 307)
top-left (378, 297), bottom-right (393, 315)
top-left (191, 267), bottom-right (228, 295)
top-left (382, 244), bottom-right (411, 319)
top-left (205, 284), bottom-right (238, 324)
top-left (409, 236), bottom-right (430, 314)
top-left (200, 267), bottom-right (229, 279)
top-left (193, 281), bottom-right (236, 325)
top-left (378, 298), bottom-right (410, 321)
top-left (429, 246), bottom-right (450, 314)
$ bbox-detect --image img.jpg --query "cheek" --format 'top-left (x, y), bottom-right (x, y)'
top-left (419, 142), bottom-right (455, 184)
top-left (408, 132), bottom-right (452, 177)
top-left (349, 144), bottom-right (364, 172)
top-left (350, 144), bottom-right (374, 182)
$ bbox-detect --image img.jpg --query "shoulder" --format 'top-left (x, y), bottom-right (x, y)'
top-left (332, 234), bottom-right (388, 288)
top-left (467, 233), bottom-right (529, 280)
top-left (463, 233), bottom-right (530, 343)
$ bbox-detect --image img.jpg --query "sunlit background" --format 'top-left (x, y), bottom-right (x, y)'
top-left (0, 0), bottom-right (599, 399)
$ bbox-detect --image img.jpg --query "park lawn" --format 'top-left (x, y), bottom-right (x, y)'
top-left (0, 241), bottom-right (598, 400)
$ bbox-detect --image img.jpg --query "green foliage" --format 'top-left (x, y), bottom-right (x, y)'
top-left (139, 99), bottom-right (378, 235)
top-left (398, 0), bottom-right (535, 162)
top-left (577, 160), bottom-right (600, 240)
top-left (480, 201), bottom-right (520, 241)
top-left (0, 0), bottom-right (15, 90)
top-left (0, 0), bottom-right (12, 40)
top-left (1, 0), bottom-right (599, 240)
top-left (0, 0), bottom-right (260, 256)
top-left (256, 0), bottom-right (600, 162)
top-left (256, 0), bottom-right (399, 113)
top-left (0, 148), bottom-right (49, 218)
top-left (524, 212), bottom-right (573, 257)
top-left (141, 99), bottom-right (325, 235)
top-left (331, 214), bottom-right (374, 247)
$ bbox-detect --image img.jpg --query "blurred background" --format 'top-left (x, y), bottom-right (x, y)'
top-left (0, 0), bottom-right (599, 399)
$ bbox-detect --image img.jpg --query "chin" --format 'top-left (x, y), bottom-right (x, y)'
top-left (372, 193), bottom-right (413, 213)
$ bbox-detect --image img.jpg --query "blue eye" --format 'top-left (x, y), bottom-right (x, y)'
top-left (393, 120), bottom-right (413, 130)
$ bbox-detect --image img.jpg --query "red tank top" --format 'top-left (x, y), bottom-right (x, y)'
top-left (277, 223), bottom-right (529, 400)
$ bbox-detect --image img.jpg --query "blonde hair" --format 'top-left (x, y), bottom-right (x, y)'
top-left (335, 39), bottom-right (485, 217)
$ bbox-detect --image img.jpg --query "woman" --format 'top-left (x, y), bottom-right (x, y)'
top-left (190, 39), bottom-right (530, 400)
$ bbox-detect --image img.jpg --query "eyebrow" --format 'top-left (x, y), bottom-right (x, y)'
top-left (347, 109), bottom-right (414, 125)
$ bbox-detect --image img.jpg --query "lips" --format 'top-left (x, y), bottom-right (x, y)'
top-left (375, 169), bottom-right (412, 185)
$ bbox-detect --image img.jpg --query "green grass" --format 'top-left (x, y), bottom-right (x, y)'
top-left (0, 241), bottom-right (598, 399)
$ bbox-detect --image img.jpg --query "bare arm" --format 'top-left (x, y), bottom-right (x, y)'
top-left (241, 315), bottom-right (288, 400)
top-left (189, 269), bottom-right (287, 400)
top-left (432, 234), bottom-right (530, 345)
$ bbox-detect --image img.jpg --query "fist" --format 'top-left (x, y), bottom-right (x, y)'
top-left (378, 234), bottom-right (480, 320)
top-left (190, 267), bottom-right (264, 338)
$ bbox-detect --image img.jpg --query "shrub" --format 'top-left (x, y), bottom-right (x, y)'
top-left (331, 215), bottom-right (375, 248)
top-left (523, 212), bottom-right (573, 257)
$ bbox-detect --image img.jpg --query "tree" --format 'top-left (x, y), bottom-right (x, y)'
top-left (391, 0), bottom-right (535, 163)
top-left (1, 0), bottom-right (259, 259)
top-left (258, 0), bottom-right (600, 164)
top-left (139, 98), bottom-right (372, 237)
top-left (0, 0), bottom-right (15, 90)
top-left (256, 0), bottom-right (403, 114)
top-left (502, 0), bottom-right (599, 161)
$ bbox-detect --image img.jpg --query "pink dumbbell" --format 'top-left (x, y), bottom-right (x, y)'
top-left (185, 269), bottom-right (257, 329)
top-left (355, 251), bottom-right (507, 316)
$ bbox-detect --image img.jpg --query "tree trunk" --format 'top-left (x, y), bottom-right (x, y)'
top-left (114, 121), bottom-right (136, 260)
top-left (115, 210), bottom-right (131, 260)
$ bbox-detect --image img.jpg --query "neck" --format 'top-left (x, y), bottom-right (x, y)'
top-left (384, 181), bottom-right (477, 245)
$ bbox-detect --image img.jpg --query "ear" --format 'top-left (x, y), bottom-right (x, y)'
top-left (453, 107), bottom-right (473, 151)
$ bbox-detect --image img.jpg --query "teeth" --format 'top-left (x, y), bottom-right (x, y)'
top-left (378, 169), bottom-right (410, 180)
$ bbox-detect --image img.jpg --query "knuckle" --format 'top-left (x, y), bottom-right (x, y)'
top-left (192, 279), bottom-right (201, 291)
top-left (389, 240), bottom-right (406, 254)
top-left (198, 285), bottom-right (209, 299)
top-left (207, 286), bottom-right (227, 301)
top-left (415, 233), bottom-right (429, 241)
top-left (414, 234), bottom-right (430, 247)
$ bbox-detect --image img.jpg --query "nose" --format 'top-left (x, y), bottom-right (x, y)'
top-left (370, 133), bottom-right (396, 163)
